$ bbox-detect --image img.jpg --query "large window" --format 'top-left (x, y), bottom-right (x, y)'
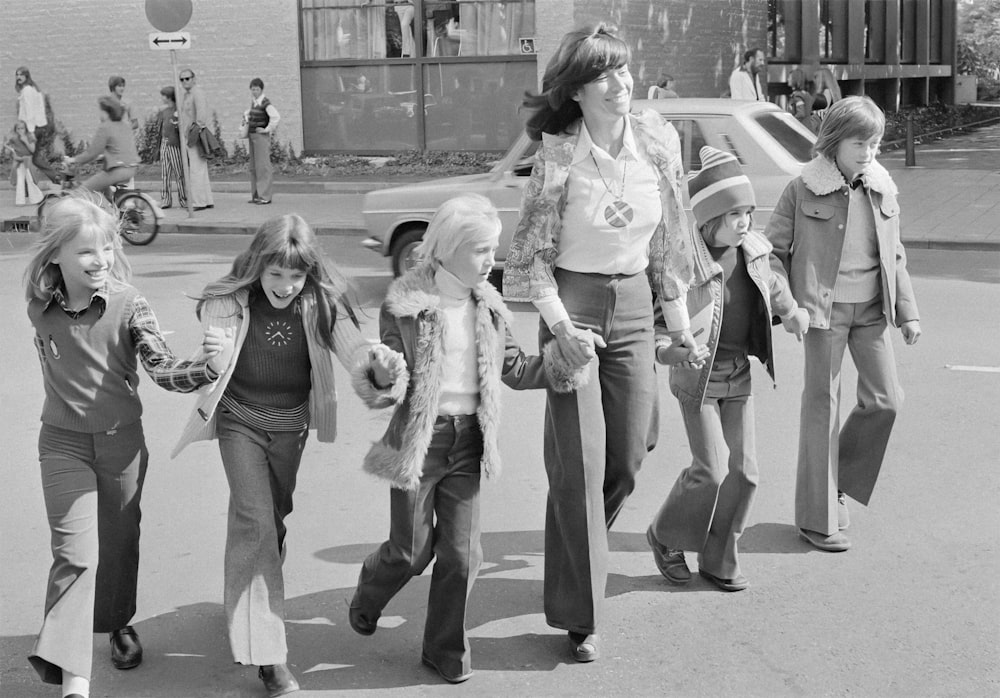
top-left (767, 0), bottom-right (802, 63)
top-left (300, 0), bottom-right (536, 153)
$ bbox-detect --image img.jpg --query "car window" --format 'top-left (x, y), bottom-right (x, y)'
top-left (665, 119), bottom-right (708, 173)
top-left (753, 112), bottom-right (815, 163)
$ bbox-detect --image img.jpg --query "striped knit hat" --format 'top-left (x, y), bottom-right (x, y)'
top-left (688, 146), bottom-right (756, 227)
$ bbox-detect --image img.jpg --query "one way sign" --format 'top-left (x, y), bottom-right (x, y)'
top-left (149, 32), bottom-right (191, 50)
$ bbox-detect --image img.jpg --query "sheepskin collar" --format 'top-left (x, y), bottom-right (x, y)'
top-left (801, 156), bottom-right (898, 197)
top-left (385, 264), bottom-right (512, 325)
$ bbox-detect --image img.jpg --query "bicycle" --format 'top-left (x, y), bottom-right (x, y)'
top-left (38, 168), bottom-right (162, 246)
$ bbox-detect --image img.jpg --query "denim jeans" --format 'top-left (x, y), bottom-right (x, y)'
top-left (216, 408), bottom-right (308, 666)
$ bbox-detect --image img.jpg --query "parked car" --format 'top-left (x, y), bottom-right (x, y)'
top-left (362, 98), bottom-right (816, 276)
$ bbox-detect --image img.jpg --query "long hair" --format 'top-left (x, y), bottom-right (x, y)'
top-left (15, 66), bottom-right (38, 93)
top-left (23, 191), bottom-right (131, 303)
top-left (813, 96), bottom-right (885, 161)
top-left (521, 23), bottom-right (631, 141)
top-left (196, 215), bottom-right (357, 350)
top-left (416, 194), bottom-right (501, 270)
top-left (813, 67), bottom-right (843, 103)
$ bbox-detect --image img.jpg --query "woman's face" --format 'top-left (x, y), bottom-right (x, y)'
top-left (574, 65), bottom-right (633, 125)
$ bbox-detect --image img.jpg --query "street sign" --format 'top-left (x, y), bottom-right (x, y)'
top-left (149, 32), bottom-right (191, 50)
top-left (145, 0), bottom-right (193, 32)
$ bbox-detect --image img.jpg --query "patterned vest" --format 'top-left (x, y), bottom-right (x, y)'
top-left (248, 97), bottom-right (270, 131)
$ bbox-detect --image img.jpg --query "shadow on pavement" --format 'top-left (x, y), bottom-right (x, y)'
top-left (739, 522), bottom-right (810, 554)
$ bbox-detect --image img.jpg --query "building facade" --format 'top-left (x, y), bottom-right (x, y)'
top-left (0, 0), bottom-right (957, 157)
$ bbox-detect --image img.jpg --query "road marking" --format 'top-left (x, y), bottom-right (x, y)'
top-left (945, 364), bottom-right (1000, 373)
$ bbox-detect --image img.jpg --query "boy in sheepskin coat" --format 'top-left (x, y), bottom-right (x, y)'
top-left (765, 96), bottom-right (921, 554)
top-left (348, 194), bottom-right (588, 684)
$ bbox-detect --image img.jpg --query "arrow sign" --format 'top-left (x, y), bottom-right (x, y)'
top-left (149, 32), bottom-right (191, 50)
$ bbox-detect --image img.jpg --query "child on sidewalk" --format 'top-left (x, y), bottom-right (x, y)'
top-left (765, 96), bottom-right (921, 552)
top-left (347, 194), bottom-right (586, 683)
top-left (646, 146), bottom-right (808, 592)
top-left (172, 214), bottom-right (397, 698)
top-left (23, 192), bottom-right (232, 698)
top-left (153, 86), bottom-right (187, 209)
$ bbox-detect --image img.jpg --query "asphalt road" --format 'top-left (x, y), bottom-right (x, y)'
top-left (1, 233), bottom-right (998, 697)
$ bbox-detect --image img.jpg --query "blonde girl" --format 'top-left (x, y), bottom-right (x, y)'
top-left (6, 119), bottom-right (43, 205)
top-left (172, 214), bottom-right (393, 698)
top-left (24, 192), bottom-right (230, 698)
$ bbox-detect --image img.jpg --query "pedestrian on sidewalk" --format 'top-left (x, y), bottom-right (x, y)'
top-left (154, 86), bottom-right (187, 209)
top-left (348, 194), bottom-right (585, 684)
top-left (242, 77), bottom-right (280, 205)
top-left (14, 66), bottom-right (61, 184)
top-left (646, 146), bottom-right (808, 593)
top-left (6, 119), bottom-right (44, 205)
top-left (503, 23), bottom-right (697, 664)
top-left (177, 67), bottom-right (214, 211)
top-left (765, 96), bottom-right (922, 553)
top-left (107, 76), bottom-right (139, 131)
top-left (23, 192), bottom-right (232, 698)
top-left (172, 214), bottom-right (395, 698)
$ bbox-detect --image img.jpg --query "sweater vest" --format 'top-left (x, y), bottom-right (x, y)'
top-left (248, 98), bottom-right (270, 131)
top-left (28, 285), bottom-right (144, 433)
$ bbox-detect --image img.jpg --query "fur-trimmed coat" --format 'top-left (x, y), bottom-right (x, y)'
top-left (352, 265), bottom-right (586, 491)
top-left (765, 156), bottom-right (919, 329)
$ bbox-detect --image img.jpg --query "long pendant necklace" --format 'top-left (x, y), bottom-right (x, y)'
top-left (591, 152), bottom-right (634, 228)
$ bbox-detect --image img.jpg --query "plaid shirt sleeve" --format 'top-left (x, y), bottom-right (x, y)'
top-left (129, 294), bottom-right (218, 393)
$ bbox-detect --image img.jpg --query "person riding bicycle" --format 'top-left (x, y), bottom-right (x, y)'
top-left (64, 96), bottom-right (139, 201)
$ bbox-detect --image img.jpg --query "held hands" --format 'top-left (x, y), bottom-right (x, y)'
top-left (657, 342), bottom-right (710, 369)
top-left (203, 326), bottom-right (236, 374)
top-left (369, 344), bottom-right (399, 389)
top-left (781, 308), bottom-right (810, 341)
top-left (553, 321), bottom-right (606, 370)
top-left (900, 320), bottom-right (922, 345)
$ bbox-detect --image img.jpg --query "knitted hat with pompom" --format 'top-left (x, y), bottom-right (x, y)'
top-left (688, 145), bottom-right (756, 227)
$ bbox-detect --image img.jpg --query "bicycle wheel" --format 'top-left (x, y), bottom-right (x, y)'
top-left (117, 193), bottom-right (159, 246)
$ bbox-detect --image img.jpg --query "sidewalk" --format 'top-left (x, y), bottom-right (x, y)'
top-left (2, 127), bottom-right (999, 249)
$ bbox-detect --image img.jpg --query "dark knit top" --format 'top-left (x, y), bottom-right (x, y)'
top-left (710, 245), bottom-right (764, 362)
top-left (225, 290), bottom-right (311, 410)
top-left (247, 97), bottom-right (271, 132)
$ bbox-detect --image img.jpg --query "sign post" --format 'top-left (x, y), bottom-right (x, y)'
top-left (145, 0), bottom-right (195, 216)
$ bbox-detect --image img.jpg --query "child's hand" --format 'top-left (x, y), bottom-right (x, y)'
top-left (657, 342), bottom-right (709, 369)
top-left (369, 344), bottom-right (398, 388)
top-left (781, 308), bottom-right (810, 341)
top-left (900, 320), bottom-right (922, 345)
top-left (203, 326), bottom-right (235, 374)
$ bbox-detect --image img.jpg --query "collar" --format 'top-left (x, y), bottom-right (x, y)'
top-left (47, 284), bottom-right (109, 316)
top-left (434, 266), bottom-right (472, 301)
top-left (571, 117), bottom-right (639, 165)
top-left (385, 264), bottom-right (511, 325)
top-left (252, 94), bottom-right (267, 107)
top-left (800, 155), bottom-right (897, 197)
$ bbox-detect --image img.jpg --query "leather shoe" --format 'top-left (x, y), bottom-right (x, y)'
top-left (248, 197), bottom-right (261, 204)
top-left (421, 653), bottom-right (473, 683)
top-left (192, 205), bottom-right (210, 211)
top-left (699, 569), bottom-right (749, 592)
top-left (110, 626), bottom-right (142, 669)
top-left (256, 199), bottom-right (272, 205)
top-left (567, 631), bottom-right (599, 663)
top-left (258, 663), bottom-right (300, 697)
top-left (646, 527), bottom-right (690, 584)
top-left (838, 491), bottom-right (850, 530)
top-left (158, 201), bottom-right (172, 209)
top-left (345, 598), bottom-right (378, 636)
top-left (799, 527), bottom-right (851, 552)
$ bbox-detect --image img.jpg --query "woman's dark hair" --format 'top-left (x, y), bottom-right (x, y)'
top-left (160, 85), bottom-right (176, 102)
top-left (250, 77), bottom-right (264, 90)
top-left (98, 95), bottom-right (125, 121)
top-left (108, 75), bottom-right (126, 91)
top-left (521, 23), bottom-right (631, 141)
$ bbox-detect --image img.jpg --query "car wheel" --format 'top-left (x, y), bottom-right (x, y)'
top-left (391, 227), bottom-right (426, 277)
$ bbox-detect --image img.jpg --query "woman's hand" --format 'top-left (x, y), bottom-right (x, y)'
top-left (552, 320), bottom-right (606, 369)
top-left (368, 344), bottom-right (398, 389)
top-left (667, 329), bottom-right (701, 362)
top-left (900, 320), bottom-right (922, 345)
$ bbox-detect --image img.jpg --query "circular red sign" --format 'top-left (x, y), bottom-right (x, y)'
top-left (145, 0), bottom-right (193, 32)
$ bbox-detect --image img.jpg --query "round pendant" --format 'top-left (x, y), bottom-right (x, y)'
top-left (604, 200), bottom-right (634, 228)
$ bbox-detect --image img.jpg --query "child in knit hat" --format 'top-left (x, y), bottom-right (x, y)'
top-left (645, 146), bottom-right (809, 591)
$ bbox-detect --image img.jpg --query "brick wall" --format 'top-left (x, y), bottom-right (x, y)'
top-left (1, 0), bottom-right (303, 154)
